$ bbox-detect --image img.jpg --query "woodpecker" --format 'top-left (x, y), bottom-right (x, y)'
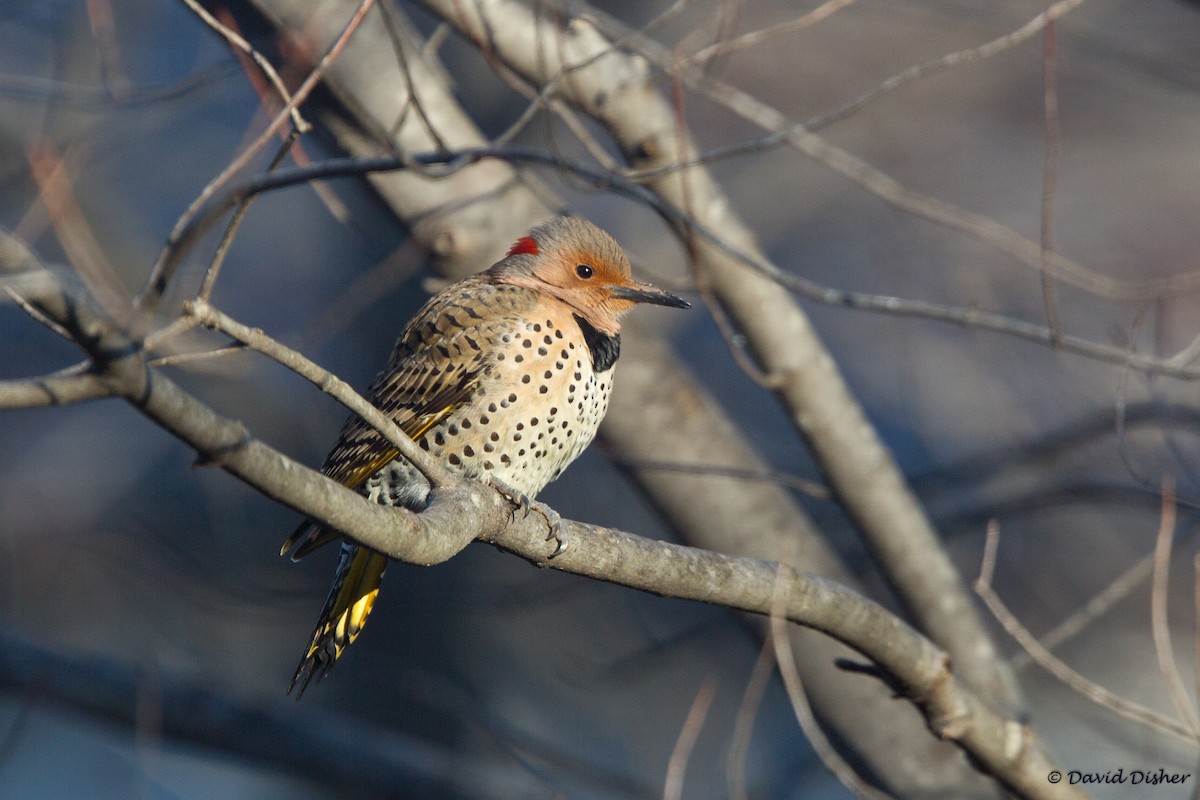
top-left (284, 215), bottom-right (688, 695)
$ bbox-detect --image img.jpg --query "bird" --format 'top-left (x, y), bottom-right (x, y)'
top-left (283, 215), bottom-right (689, 696)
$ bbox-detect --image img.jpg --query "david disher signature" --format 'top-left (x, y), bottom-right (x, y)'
top-left (1047, 769), bottom-right (1191, 786)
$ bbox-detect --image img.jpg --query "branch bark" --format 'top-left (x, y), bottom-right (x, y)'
top-left (0, 235), bottom-right (1084, 800)
top-left (228, 0), bottom-right (1005, 793)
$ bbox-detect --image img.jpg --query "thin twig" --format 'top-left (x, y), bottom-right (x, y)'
top-left (726, 636), bottom-right (775, 800)
top-left (1040, 19), bottom-right (1061, 344)
top-left (197, 130), bottom-right (300, 302)
top-left (143, 315), bottom-right (200, 353)
top-left (1193, 552), bottom-right (1200, 736)
top-left (138, 0), bottom-right (376, 313)
top-left (148, 343), bottom-right (249, 368)
top-left (27, 144), bottom-right (129, 319)
top-left (801, 0), bottom-right (1088, 132)
top-left (662, 675), bottom-right (717, 800)
top-left (163, 146), bottom-right (1200, 380)
top-left (1010, 548), bottom-right (1155, 671)
top-left (771, 560), bottom-right (893, 799)
top-left (686, 0), bottom-right (857, 66)
top-left (667, 62), bottom-right (782, 390)
top-left (180, 0), bottom-right (309, 134)
top-left (975, 521), bottom-right (1199, 744)
top-left (84, 0), bottom-right (132, 101)
top-left (377, 3), bottom-right (449, 151)
top-left (184, 299), bottom-right (452, 489)
top-left (3, 284), bottom-right (74, 340)
top-left (1151, 474), bottom-right (1199, 733)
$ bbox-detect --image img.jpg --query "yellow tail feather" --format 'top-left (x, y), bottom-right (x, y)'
top-left (289, 544), bottom-right (388, 696)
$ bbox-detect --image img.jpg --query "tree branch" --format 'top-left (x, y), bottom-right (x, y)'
top-left (0, 230), bottom-right (1083, 800)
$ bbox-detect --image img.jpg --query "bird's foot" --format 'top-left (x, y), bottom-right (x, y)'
top-left (482, 476), bottom-right (568, 557)
top-left (531, 501), bottom-right (568, 558)
top-left (483, 475), bottom-right (532, 522)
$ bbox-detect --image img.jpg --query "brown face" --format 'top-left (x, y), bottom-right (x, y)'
top-left (532, 247), bottom-right (630, 307)
top-left (533, 249), bottom-right (688, 321)
top-left (493, 217), bottom-right (689, 334)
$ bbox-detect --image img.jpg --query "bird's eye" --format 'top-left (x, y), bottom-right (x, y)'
top-left (575, 264), bottom-right (594, 279)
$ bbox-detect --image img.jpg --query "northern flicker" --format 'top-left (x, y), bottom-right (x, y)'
top-left (284, 216), bottom-right (688, 695)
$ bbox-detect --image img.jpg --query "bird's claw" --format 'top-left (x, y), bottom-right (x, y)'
top-left (533, 501), bottom-right (568, 558)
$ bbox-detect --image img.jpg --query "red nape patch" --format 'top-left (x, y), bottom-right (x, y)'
top-left (506, 236), bottom-right (539, 257)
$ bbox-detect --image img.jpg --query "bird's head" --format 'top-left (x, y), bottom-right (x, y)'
top-left (491, 216), bottom-right (689, 335)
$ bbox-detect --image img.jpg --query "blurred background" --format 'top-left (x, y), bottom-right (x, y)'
top-left (2, 1), bottom-right (1200, 797)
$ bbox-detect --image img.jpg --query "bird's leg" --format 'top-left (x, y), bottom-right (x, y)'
top-left (482, 476), bottom-right (569, 557)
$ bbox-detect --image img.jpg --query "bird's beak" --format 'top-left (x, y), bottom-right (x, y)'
top-left (608, 282), bottom-right (690, 309)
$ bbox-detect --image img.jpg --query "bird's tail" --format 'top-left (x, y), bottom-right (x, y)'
top-left (289, 541), bottom-right (388, 697)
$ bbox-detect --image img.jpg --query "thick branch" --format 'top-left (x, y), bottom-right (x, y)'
top-left (197, 3), bottom-right (1010, 792)
top-left (0, 245), bottom-right (1081, 800)
top-left (0, 366), bottom-right (110, 408)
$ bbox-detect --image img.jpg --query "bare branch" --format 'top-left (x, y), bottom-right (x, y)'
top-left (1151, 475), bottom-right (1199, 733)
top-left (975, 521), bottom-right (1198, 744)
top-left (686, 0), bottom-right (857, 66)
top-left (1040, 19), bottom-right (1062, 343)
top-left (801, 0), bottom-right (1088, 132)
top-left (137, 0), bottom-right (376, 314)
top-left (769, 560), bottom-right (894, 800)
top-left (184, 298), bottom-right (453, 489)
top-left (726, 636), bottom-right (774, 800)
top-left (0, 363), bottom-right (110, 409)
top-left (1, 229), bottom-right (1083, 800)
top-left (662, 675), bottom-right (717, 800)
top-left (159, 145), bottom-right (1200, 380)
top-left (179, 0), bottom-right (309, 134)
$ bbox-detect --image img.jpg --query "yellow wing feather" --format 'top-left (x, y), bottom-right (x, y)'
top-left (288, 279), bottom-right (501, 695)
